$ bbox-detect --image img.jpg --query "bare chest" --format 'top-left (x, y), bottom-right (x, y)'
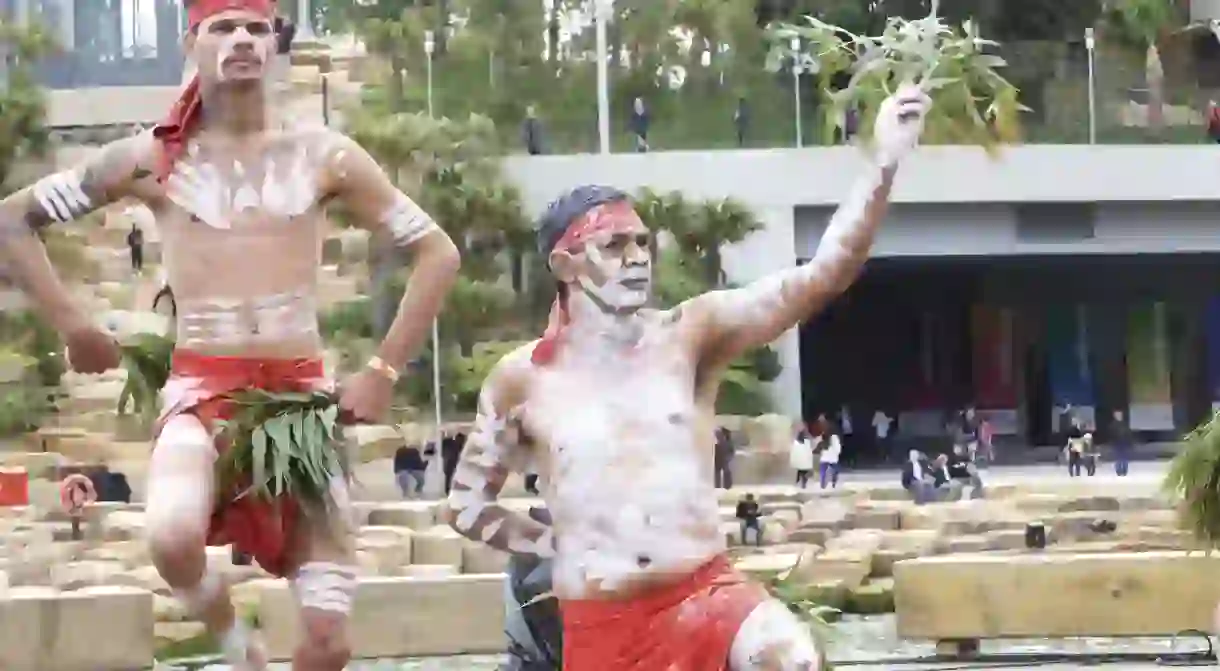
top-left (148, 135), bottom-right (334, 231)
top-left (523, 354), bottom-right (711, 479)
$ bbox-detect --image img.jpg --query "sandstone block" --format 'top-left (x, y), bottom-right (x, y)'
top-left (872, 530), bottom-right (940, 577)
top-left (51, 560), bottom-right (127, 590)
top-left (0, 452), bottom-right (68, 479)
top-left (462, 542), bottom-right (509, 574)
top-left (347, 424), bottom-right (404, 462)
top-left (357, 534), bottom-right (413, 575)
top-left (849, 508), bottom-right (901, 531)
top-left (895, 551), bottom-right (1220, 639)
top-left (0, 585), bottom-right (154, 671)
top-left (366, 501), bottom-right (437, 530)
top-left (734, 552), bottom-right (800, 581)
top-left (412, 526), bottom-right (464, 567)
top-left (788, 544), bottom-right (873, 589)
top-left (941, 535), bottom-right (990, 554)
top-left (258, 574), bottom-right (506, 659)
top-left (798, 499), bottom-right (853, 530)
top-left (846, 578), bottom-right (895, 614)
top-left (787, 526), bottom-right (835, 545)
top-left (400, 564), bottom-right (460, 578)
top-left (1057, 496), bottom-right (1121, 513)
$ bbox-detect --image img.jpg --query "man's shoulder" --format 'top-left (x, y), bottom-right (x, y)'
top-left (482, 341), bottom-right (542, 403)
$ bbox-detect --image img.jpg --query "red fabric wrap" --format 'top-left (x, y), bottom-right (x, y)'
top-left (154, 350), bottom-right (324, 578)
top-left (152, 0), bottom-right (276, 181)
top-left (559, 555), bottom-right (767, 671)
top-left (531, 200), bottom-right (645, 366)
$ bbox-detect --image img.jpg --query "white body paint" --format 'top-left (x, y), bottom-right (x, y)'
top-left (729, 599), bottom-right (822, 670)
top-left (523, 309), bottom-right (724, 596)
top-left (166, 140), bottom-right (324, 229)
top-left (177, 286), bottom-right (319, 348)
top-left (32, 169), bottom-right (91, 223)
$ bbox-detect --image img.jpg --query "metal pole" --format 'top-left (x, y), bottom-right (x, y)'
top-left (791, 37), bottom-right (802, 148)
top-left (321, 73), bottom-right (330, 126)
top-left (595, 0), bottom-right (611, 154)
top-left (295, 0), bottom-right (315, 41)
top-left (1085, 27), bottom-right (1096, 144)
top-left (424, 30), bottom-right (442, 456)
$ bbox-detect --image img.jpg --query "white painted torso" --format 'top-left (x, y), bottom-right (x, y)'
top-left (140, 129), bottom-right (337, 358)
top-left (520, 316), bottom-right (724, 598)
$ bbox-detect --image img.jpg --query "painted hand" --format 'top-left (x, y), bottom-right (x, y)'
top-left (337, 367), bottom-right (395, 424)
top-left (64, 325), bottom-right (120, 374)
top-left (873, 83), bottom-right (932, 167)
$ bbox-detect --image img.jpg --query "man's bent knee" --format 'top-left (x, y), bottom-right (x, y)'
top-left (147, 416), bottom-right (217, 584)
top-left (729, 599), bottom-right (823, 670)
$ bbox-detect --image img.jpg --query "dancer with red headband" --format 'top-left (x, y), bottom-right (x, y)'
top-left (0, 1), bottom-right (460, 668)
top-left (445, 84), bottom-right (930, 670)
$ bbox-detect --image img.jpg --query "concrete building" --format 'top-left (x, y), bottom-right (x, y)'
top-left (503, 145), bottom-right (1220, 449)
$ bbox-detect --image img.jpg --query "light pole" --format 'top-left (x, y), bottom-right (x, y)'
top-left (1085, 27), bottom-right (1096, 144)
top-left (424, 29), bottom-right (435, 117)
top-left (791, 37), bottom-right (803, 148)
top-left (296, 0), bottom-right (315, 41)
top-left (423, 29), bottom-right (443, 459)
top-left (595, 0), bottom-right (612, 154)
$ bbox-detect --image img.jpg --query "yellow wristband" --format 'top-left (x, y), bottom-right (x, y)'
top-left (366, 356), bottom-right (400, 382)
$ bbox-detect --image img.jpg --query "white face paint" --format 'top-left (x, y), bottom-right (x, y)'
top-left (208, 17), bottom-right (272, 84)
top-left (574, 234), bottom-right (651, 313)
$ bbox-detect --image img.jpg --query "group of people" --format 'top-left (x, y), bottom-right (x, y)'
top-left (1060, 408), bottom-right (1137, 477)
top-left (0, 0), bottom-right (934, 666)
top-left (902, 443), bottom-right (986, 505)
top-left (391, 429), bottom-right (468, 499)
top-left (789, 417), bottom-right (843, 489)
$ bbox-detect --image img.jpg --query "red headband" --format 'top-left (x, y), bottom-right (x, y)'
top-left (531, 201), bottom-right (644, 366)
top-left (152, 0), bottom-right (276, 181)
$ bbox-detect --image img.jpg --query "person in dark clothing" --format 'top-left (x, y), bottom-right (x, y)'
top-left (629, 97), bottom-right (650, 152)
top-left (126, 224), bottom-right (144, 272)
top-left (1109, 410), bottom-right (1134, 476)
top-left (735, 493), bottom-right (763, 546)
top-left (524, 472), bottom-right (541, 495)
top-left (502, 506), bottom-right (562, 671)
top-left (393, 442), bottom-right (428, 498)
top-left (522, 105), bottom-right (545, 155)
top-left (713, 426), bottom-right (735, 489)
top-left (733, 98), bottom-right (748, 147)
top-left (1064, 419), bottom-right (1087, 477)
top-left (442, 431), bottom-right (466, 494)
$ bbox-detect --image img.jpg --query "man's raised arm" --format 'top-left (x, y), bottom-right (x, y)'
top-left (0, 134), bottom-right (149, 333)
top-left (442, 357), bottom-right (554, 558)
top-left (325, 134), bottom-right (461, 373)
top-left (682, 86), bottom-right (931, 367)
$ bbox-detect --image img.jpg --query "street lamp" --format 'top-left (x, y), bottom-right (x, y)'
top-left (424, 29), bottom-right (435, 117)
top-left (423, 29), bottom-right (442, 465)
top-left (1085, 27), bottom-right (1096, 144)
top-left (594, 0), bottom-right (612, 154)
top-left (790, 37), bottom-right (803, 148)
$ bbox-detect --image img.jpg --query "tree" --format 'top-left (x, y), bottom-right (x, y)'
top-left (1103, 0), bottom-right (1187, 135)
top-left (0, 20), bottom-right (54, 194)
top-left (635, 188), bottom-right (762, 287)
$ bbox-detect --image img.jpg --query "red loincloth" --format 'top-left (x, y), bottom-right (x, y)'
top-left (154, 350), bottom-right (327, 577)
top-left (559, 555), bottom-right (768, 671)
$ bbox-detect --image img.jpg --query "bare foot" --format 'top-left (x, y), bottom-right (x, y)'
top-left (220, 622), bottom-right (269, 671)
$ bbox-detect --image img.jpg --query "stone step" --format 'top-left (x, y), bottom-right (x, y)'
top-left (894, 551), bottom-right (1220, 641)
top-left (0, 585), bottom-right (153, 670)
top-left (258, 573), bottom-right (505, 660)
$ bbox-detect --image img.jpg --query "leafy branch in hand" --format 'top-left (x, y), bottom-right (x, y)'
top-left (765, 0), bottom-right (1027, 153)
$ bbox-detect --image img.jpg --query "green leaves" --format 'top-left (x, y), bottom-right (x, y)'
top-left (213, 389), bottom-right (351, 521)
top-left (766, 1), bottom-right (1028, 152)
top-left (116, 334), bottom-right (176, 422)
top-left (1165, 411), bottom-right (1220, 549)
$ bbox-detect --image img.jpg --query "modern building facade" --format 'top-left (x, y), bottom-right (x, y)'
top-left (504, 145), bottom-right (1220, 446)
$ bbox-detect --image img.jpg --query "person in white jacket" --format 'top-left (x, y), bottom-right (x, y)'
top-left (819, 432), bottom-right (842, 489)
top-left (789, 426), bottom-right (815, 488)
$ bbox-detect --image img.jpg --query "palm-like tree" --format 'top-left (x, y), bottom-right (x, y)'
top-left (638, 189), bottom-right (761, 287)
top-left (0, 20), bottom-right (53, 194)
top-left (347, 109), bottom-right (530, 337)
top-left (1103, 0), bottom-right (1186, 136)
